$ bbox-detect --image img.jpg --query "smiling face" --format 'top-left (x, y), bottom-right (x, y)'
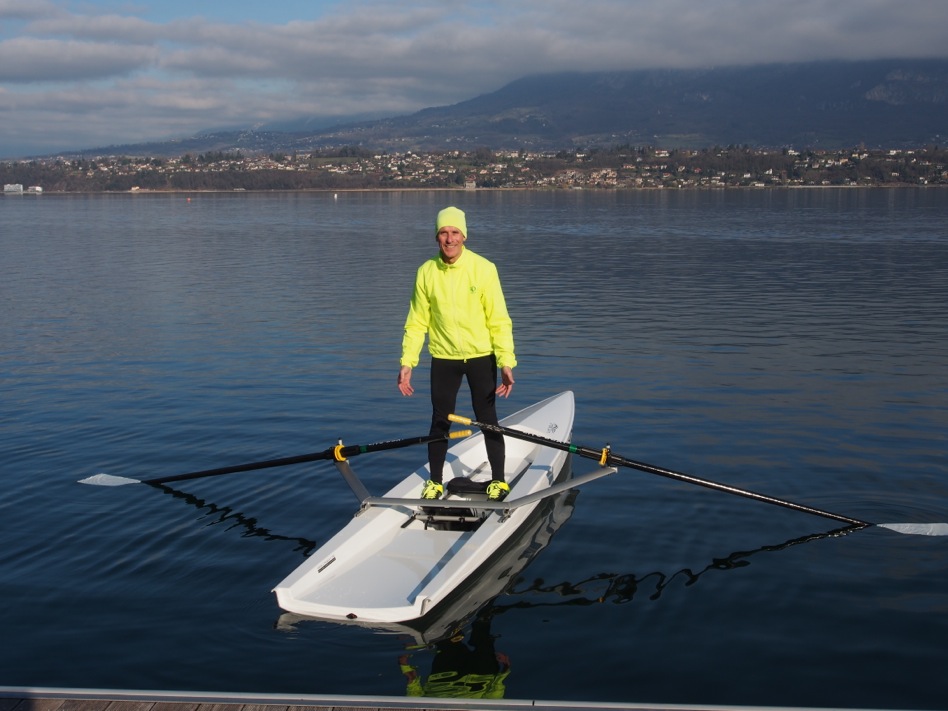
top-left (436, 225), bottom-right (466, 264)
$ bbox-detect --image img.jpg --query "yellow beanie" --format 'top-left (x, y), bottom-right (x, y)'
top-left (436, 206), bottom-right (467, 238)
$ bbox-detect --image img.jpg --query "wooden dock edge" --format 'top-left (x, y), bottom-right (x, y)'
top-left (0, 685), bottom-right (888, 711)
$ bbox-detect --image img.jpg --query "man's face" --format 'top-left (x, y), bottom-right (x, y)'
top-left (436, 226), bottom-right (465, 263)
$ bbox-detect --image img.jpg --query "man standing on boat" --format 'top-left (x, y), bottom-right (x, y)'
top-left (397, 206), bottom-right (516, 501)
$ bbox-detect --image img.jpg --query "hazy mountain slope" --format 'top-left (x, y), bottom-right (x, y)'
top-left (60, 59), bottom-right (948, 157)
top-left (325, 59), bottom-right (946, 150)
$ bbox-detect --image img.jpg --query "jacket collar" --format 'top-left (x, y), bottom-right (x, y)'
top-left (436, 246), bottom-right (467, 270)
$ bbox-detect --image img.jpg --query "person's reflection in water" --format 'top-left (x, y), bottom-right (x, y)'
top-left (398, 612), bottom-right (510, 698)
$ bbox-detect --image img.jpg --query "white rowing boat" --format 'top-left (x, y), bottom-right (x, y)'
top-left (276, 486), bottom-right (579, 645)
top-left (273, 390), bottom-right (615, 625)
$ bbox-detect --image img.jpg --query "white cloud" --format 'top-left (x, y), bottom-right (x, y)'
top-left (0, 0), bottom-right (61, 21)
top-left (0, 37), bottom-right (158, 81)
top-left (25, 13), bottom-right (164, 43)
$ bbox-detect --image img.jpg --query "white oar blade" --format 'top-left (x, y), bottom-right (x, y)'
top-left (78, 473), bottom-right (142, 486)
top-left (877, 523), bottom-right (948, 536)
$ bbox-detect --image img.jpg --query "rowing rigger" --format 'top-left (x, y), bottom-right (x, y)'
top-left (356, 464), bottom-right (618, 514)
top-left (448, 413), bottom-right (948, 537)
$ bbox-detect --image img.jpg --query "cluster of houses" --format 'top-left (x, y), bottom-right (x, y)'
top-left (4, 146), bottom-right (945, 192)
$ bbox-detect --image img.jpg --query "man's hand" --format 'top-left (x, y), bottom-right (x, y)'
top-left (397, 365), bottom-right (414, 396)
top-left (496, 366), bottom-right (515, 398)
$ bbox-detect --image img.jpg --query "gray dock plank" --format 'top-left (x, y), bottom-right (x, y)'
top-left (104, 702), bottom-right (156, 711)
top-left (2, 686), bottom-right (896, 711)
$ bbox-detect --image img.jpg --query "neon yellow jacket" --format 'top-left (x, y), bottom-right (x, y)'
top-left (400, 248), bottom-right (516, 369)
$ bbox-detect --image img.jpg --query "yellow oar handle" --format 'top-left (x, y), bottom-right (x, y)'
top-left (599, 446), bottom-right (611, 466)
top-left (448, 414), bottom-right (473, 426)
top-left (450, 429), bottom-right (473, 439)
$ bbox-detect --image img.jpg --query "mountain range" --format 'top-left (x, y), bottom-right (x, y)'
top-left (66, 59), bottom-right (948, 158)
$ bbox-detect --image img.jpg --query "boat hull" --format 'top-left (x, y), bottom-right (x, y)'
top-left (276, 485), bottom-right (578, 645)
top-left (272, 391), bottom-right (575, 624)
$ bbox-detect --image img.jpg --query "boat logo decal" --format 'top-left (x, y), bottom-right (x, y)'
top-left (547, 422), bottom-right (558, 434)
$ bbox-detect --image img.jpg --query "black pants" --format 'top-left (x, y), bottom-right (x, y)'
top-left (428, 355), bottom-right (505, 483)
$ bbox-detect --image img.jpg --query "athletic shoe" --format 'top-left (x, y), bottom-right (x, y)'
top-left (486, 480), bottom-right (510, 501)
top-left (421, 480), bottom-right (444, 500)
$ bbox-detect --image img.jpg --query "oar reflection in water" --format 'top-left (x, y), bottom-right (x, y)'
top-left (153, 483), bottom-right (318, 556)
top-left (496, 525), bottom-right (862, 610)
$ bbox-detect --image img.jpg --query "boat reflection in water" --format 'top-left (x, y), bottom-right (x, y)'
top-left (386, 521), bottom-right (864, 697)
top-left (275, 472), bottom-right (579, 648)
top-left (389, 523), bottom-right (863, 697)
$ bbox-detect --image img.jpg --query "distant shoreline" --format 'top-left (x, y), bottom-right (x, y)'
top-left (5, 184), bottom-right (946, 196)
top-left (5, 146), bottom-right (946, 191)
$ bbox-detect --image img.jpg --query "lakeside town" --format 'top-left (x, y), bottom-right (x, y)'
top-left (3, 144), bottom-right (947, 193)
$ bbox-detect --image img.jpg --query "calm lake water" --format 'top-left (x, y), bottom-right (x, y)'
top-left (2, 189), bottom-right (947, 709)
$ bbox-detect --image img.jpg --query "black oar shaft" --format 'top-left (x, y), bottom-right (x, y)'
top-left (605, 451), bottom-right (868, 527)
top-left (449, 415), bottom-right (869, 528)
top-left (146, 450), bottom-right (334, 485)
top-left (143, 434), bottom-right (450, 486)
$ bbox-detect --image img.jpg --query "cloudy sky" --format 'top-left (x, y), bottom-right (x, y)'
top-left (1, 0), bottom-right (946, 158)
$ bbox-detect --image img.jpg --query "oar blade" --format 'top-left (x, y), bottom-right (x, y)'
top-left (79, 473), bottom-right (142, 486)
top-left (877, 523), bottom-right (948, 536)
